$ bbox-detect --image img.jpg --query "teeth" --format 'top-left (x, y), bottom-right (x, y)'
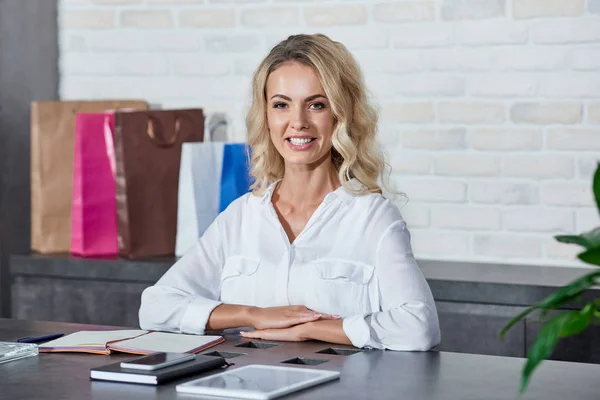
top-left (289, 138), bottom-right (313, 145)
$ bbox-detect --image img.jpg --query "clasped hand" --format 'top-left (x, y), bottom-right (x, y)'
top-left (241, 305), bottom-right (339, 342)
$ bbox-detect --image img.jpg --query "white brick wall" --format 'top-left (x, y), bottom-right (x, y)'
top-left (58, 0), bottom-right (600, 268)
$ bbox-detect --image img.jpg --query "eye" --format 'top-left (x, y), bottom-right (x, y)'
top-left (310, 102), bottom-right (326, 110)
top-left (272, 102), bottom-right (288, 109)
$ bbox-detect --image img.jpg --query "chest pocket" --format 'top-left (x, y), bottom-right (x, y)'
top-left (305, 259), bottom-right (375, 318)
top-left (220, 256), bottom-right (260, 306)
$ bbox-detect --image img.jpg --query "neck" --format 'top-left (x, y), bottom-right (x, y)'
top-left (276, 156), bottom-right (341, 208)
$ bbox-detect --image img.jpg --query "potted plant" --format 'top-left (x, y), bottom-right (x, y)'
top-left (500, 163), bottom-right (600, 394)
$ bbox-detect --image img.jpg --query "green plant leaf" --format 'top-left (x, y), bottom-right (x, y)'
top-left (520, 312), bottom-right (576, 393)
top-left (560, 303), bottom-right (595, 337)
top-left (500, 270), bottom-right (600, 339)
top-left (578, 248), bottom-right (600, 266)
top-left (555, 228), bottom-right (600, 250)
top-left (594, 162), bottom-right (600, 213)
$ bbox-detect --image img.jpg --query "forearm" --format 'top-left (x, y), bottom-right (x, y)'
top-left (300, 320), bottom-right (353, 346)
top-left (206, 304), bottom-right (256, 330)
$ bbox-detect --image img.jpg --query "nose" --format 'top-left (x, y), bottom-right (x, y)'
top-left (291, 106), bottom-right (309, 131)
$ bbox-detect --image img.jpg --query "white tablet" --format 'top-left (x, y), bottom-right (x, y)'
top-left (175, 364), bottom-right (340, 400)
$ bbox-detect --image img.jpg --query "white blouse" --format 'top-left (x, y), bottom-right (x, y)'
top-left (139, 181), bottom-right (441, 351)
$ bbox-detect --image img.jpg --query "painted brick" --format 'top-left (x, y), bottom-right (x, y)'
top-left (411, 230), bottom-right (471, 256)
top-left (545, 239), bottom-right (585, 262)
top-left (432, 206), bottom-right (501, 230)
top-left (402, 128), bottom-right (466, 150)
top-left (434, 154), bottom-right (501, 176)
top-left (380, 102), bottom-right (434, 123)
top-left (503, 208), bottom-right (574, 232)
top-left (538, 74), bottom-right (600, 98)
top-left (389, 151), bottom-right (431, 175)
top-left (61, 10), bottom-right (115, 29)
top-left (319, 28), bottom-right (389, 50)
top-left (469, 181), bottom-right (540, 204)
top-left (510, 103), bottom-right (582, 124)
top-left (120, 10), bottom-right (174, 29)
top-left (469, 128), bottom-right (541, 151)
top-left (428, 49), bottom-right (491, 71)
top-left (570, 49), bottom-right (600, 70)
top-left (442, 0), bottom-right (506, 20)
top-left (305, 5), bottom-right (367, 27)
top-left (391, 25), bottom-right (455, 47)
top-left (542, 183), bottom-right (594, 207)
top-left (241, 8), bottom-right (299, 27)
top-left (468, 74), bottom-right (537, 97)
top-left (438, 102), bottom-right (505, 123)
top-left (396, 76), bottom-right (465, 96)
top-left (532, 20), bottom-right (600, 44)
top-left (61, 54), bottom-right (170, 76)
top-left (398, 203), bottom-right (431, 228)
top-left (514, 0), bottom-right (584, 19)
top-left (578, 157), bottom-right (599, 180)
top-left (395, 178), bottom-right (467, 202)
top-left (205, 35), bottom-right (262, 53)
top-left (180, 10), bottom-right (236, 28)
top-left (88, 31), bottom-right (201, 52)
top-left (173, 55), bottom-right (231, 76)
top-left (377, 124), bottom-right (401, 148)
top-left (494, 47), bottom-right (565, 71)
top-left (546, 128), bottom-right (600, 151)
top-left (460, 21), bottom-right (528, 46)
top-left (473, 234), bottom-right (542, 258)
top-left (589, 104), bottom-right (600, 124)
top-left (503, 155), bottom-right (574, 179)
top-left (365, 75), bottom-right (464, 98)
top-left (577, 208), bottom-right (600, 232)
top-left (373, 2), bottom-right (435, 22)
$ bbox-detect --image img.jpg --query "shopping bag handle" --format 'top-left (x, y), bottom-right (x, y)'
top-left (146, 114), bottom-right (180, 148)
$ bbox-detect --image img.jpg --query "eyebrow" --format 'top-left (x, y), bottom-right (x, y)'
top-left (270, 94), bottom-right (327, 102)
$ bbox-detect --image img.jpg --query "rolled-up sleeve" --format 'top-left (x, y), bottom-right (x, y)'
top-left (139, 218), bottom-right (224, 335)
top-left (342, 220), bottom-right (441, 351)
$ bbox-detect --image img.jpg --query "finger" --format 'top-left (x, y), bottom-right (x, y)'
top-left (295, 313), bottom-right (322, 324)
top-left (240, 330), bottom-right (262, 339)
top-left (318, 313), bottom-right (341, 320)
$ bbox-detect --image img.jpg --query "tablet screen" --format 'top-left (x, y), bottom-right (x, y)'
top-left (176, 364), bottom-right (340, 399)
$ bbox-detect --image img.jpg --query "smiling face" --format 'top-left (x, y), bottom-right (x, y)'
top-left (265, 61), bottom-right (336, 169)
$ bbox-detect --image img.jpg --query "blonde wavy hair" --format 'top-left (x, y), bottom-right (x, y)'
top-left (246, 33), bottom-right (388, 196)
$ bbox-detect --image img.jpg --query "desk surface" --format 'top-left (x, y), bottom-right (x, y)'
top-left (1, 319), bottom-right (600, 400)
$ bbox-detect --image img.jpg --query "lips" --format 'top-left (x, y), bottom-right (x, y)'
top-left (284, 135), bottom-right (317, 151)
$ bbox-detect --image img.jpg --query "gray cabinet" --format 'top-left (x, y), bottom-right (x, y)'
top-left (436, 302), bottom-right (526, 358)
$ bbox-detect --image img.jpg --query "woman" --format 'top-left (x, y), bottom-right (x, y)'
top-left (139, 34), bottom-right (440, 351)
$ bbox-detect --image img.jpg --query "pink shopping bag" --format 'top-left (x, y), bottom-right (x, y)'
top-left (70, 112), bottom-right (118, 256)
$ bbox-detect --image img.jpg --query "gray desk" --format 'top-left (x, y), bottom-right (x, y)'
top-left (10, 255), bottom-right (600, 363)
top-left (1, 318), bottom-right (599, 400)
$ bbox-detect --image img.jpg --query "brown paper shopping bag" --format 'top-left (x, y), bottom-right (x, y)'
top-left (30, 100), bottom-right (148, 254)
top-left (114, 109), bottom-right (204, 258)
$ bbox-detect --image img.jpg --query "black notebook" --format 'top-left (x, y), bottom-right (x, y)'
top-left (90, 355), bottom-right (227, 385)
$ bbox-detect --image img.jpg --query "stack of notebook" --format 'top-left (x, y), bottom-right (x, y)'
top-left (39, 330), bottom-right (227, 385)
top-left (90, 355), bottom-right (227, 385)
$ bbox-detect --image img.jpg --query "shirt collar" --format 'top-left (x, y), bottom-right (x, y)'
top-left (259, 178), bottom-right (363, 206)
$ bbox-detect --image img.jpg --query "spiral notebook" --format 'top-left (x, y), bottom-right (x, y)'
top-left (39, 330), bottom-right (224, 355)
